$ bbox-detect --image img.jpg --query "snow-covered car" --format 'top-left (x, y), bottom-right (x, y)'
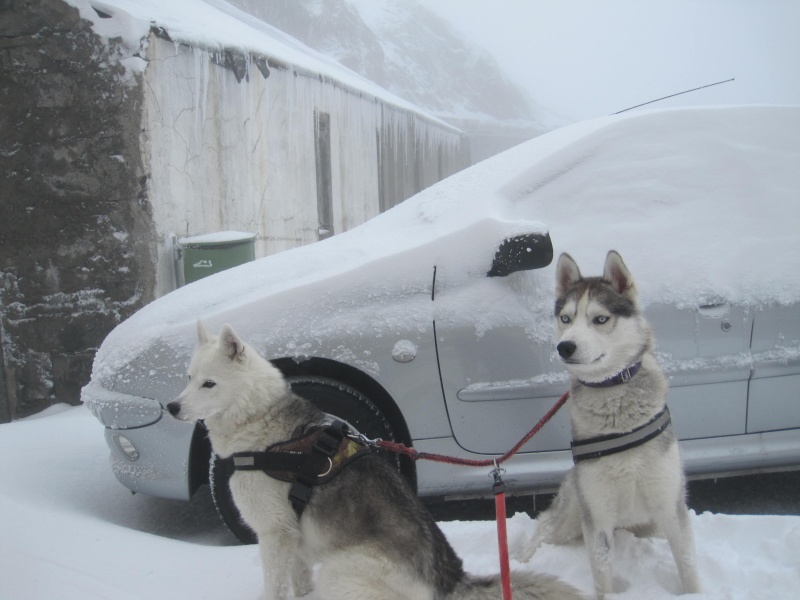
top-left (84, 106), bottom-right (800, 542)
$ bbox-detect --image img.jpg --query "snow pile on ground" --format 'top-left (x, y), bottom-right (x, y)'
top-left (1, 406), bottom-right (798, 599)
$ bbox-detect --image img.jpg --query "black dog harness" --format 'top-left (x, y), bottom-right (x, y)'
top-left (227, 420), bottom-right (371, 518)
top-left (571, 405), bottom-right (672, 463)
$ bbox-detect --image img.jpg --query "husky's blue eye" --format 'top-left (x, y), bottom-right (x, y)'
top-left (594, 316), bottom-right (610, 325)
top-left (560, 315), bottom-right (571, 324)
top-left (202, 380), bottom-right (216, 389)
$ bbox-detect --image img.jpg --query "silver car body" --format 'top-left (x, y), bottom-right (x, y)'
top-left (84, 106), bottom-right (800, 501)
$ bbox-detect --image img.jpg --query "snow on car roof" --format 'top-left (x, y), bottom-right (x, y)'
top-left (92, 105), bottom-right (800, 379)
top-left (502, 105), bottom-right (800, 307)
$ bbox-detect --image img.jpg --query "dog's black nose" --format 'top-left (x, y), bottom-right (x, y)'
top-left (557, 341), bottom-right (577, 359)
top-left (166, 401), bottom-right (181, 417)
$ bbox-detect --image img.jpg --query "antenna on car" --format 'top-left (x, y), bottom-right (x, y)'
top-left (612, 78), bottom-right (735, 115)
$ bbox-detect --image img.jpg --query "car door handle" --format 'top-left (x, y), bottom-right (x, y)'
top-left (457, 379), bottom-right (568, 402)
top-left (698, 302), bottom-right (731, 318)
top-left (697, 302), bottom-right (736, 332)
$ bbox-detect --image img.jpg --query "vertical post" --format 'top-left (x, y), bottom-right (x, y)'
top-left (314, 110), bottom-right (333, 240)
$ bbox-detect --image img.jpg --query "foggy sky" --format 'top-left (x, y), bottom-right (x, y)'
top-left (427, 0), bottom-right (800, 121)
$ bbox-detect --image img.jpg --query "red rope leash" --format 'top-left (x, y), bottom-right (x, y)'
top-left (375, 390), bottom-right (570, 466)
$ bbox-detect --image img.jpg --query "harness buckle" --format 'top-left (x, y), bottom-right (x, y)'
top-left (288, 482), bottom-right (313, 510)
top-left (352, 432), bottom-right (383, 447)
top-left (490, 459), bottom-right (507, 494)
top-left (314, 429), bottom-right (341, 457)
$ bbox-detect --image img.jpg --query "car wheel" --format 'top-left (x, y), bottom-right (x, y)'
top-left (210, 376), bottom-right (409, 544)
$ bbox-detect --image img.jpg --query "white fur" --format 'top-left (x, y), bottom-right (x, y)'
top-left (171, 322), bottom-right (313, 599)
top-left (519, 251), bottom-right (701, 599)
top-left (170, 322), bottom-right (584, 600)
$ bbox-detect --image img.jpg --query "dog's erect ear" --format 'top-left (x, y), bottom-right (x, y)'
top-left (197, 320), bottom-right (211, 345)
top-left (219, 323), bottom-right (246, 362)
top-left (604, 250), bottom-right (638, 302)
top-left (555, 253), bottom-right (582, 297)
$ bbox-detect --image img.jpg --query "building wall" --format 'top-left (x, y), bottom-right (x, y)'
top-left (142, 35), bottom-right (470, 297)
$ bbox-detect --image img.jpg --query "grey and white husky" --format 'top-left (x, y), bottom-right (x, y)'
top-left (519, 251), bottom-right (700, 598)
top-left (169, 321), bottom-right (583, 600)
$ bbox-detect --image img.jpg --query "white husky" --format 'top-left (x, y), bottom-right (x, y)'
top-left (519, 251), bottom-right (700, 598)
top-left (169, 321), bottom-right (584, 600)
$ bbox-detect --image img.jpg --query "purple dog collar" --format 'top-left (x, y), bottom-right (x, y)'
top-left (579, 360), bottom-right (642, 388)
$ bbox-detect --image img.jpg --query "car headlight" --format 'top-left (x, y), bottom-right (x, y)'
top-left (83, 381), bottom-right (164, 429)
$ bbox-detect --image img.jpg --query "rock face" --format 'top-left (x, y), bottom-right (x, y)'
top-left (0, 0), bottom-right (156, 420)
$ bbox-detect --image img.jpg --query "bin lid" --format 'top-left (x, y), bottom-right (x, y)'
top-left (179, 231), bottom-right (257, 247)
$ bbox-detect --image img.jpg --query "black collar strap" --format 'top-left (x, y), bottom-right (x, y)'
top-left (228, 420), bottom-right (371, 518)
top-left (579, 360), bottom-right (642, 388)
top-left (571, 405), bottom-right (671, 463)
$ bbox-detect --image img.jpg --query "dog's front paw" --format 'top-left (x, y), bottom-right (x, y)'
top-left (291, 561), bottom-right (314, 597)
top-left (261, 575), bottom-right (292, 600)
top-left (292, 578), bottom-right (314, 598)
top-left (514, 536), bottom-right (539, 563)
top-left (260, 587), bottom-right (286, 600)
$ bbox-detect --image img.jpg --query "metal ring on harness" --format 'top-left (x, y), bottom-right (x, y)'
top-left (317, 457), bottom-right (333, 478)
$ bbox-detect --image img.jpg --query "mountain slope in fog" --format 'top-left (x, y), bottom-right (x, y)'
top-left (227, 0), bottom-right (558, 129)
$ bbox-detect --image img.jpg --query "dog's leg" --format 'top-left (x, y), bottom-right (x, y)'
top-left (657, 502), bottom-right (701, 594)
top-left (290, 555), bottom-right (314, 598)
top-left (517, 521), bottom-right (546, 562)
top-left (230, 477), bottom-right (296, 600)
top-left (258, 532), bottom-right (295, 600)
top-left (581, 517), bottom-right (614, 599)
top-left (518, 473), bottom-right (583, 562)
top-left (578, 473), bottom-right (618, 600)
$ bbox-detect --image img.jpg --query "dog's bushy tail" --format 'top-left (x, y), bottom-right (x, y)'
top-left (448, 571), bottom-right (584, 600)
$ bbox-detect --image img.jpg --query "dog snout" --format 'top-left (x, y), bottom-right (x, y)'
top-left (166, 401), bottom-right (181, 417)
top-left (557, 340), bottom-right (577, 359)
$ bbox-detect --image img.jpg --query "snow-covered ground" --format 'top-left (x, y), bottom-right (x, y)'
top-left (1, 405), bottom-right (798, 599)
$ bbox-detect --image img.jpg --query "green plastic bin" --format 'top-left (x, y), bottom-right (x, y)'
top-left (179, 231), bottom-right (256, 285)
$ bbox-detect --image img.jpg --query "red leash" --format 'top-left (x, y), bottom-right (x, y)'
top-left (374, 390), bottom-right (570, 467)
top-left (372, 390), bottom-right (570, 600)
top-left (492, 464), bottom-right (513, 600)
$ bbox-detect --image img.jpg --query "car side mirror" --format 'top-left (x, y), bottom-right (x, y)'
top-left (487, 232), bottom-right (553, 277)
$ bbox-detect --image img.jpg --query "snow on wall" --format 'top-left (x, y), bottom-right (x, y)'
top-left (142, 34), bottom-right (468, 297)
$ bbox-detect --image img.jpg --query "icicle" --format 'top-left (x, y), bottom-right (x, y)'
top-left (192, 47), bottom-right (202, 130)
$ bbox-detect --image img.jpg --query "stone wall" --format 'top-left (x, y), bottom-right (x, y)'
top-left (0, 0), bottom-right (156, 420)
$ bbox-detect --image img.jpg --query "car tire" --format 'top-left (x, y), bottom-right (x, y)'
top-left (210, 376), bottom-right (408, 544)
